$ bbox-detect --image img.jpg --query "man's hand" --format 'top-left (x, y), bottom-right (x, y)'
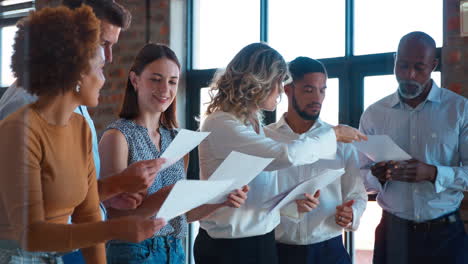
top-left (333, 125), bottom-right (368, 143)
top-left (105, 191), bottom-right (147, 210)
top-left (386, 159), bottom-right (437, 183)
top-left (335, 200), bottom-right (354, 227)
top-left (370, 161), bottom-right (391, 185)
top-left (295, 190), bottom-right (320, 213)
top-left (111, 216), bottom-right (166, 243)
top-left (224, 185), bottom-right (250, 208)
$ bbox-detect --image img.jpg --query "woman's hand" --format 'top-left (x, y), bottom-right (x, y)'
top-left (224, 185), bottom-right (250, 208)
top-left (333, 125), bottom-right (368, 143)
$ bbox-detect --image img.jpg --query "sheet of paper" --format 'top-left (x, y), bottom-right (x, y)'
top-left (206, 151), bottom-right (274, 204)
top-left (156, 179), bottom-right (234, 221)
top-left (160, 129), bottom-right (210, 170)
top-left (352, 135), bottom-right (412, 163)
top-left (263, 169), bottom-right (345, 214)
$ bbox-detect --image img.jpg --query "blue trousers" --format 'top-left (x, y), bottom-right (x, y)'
top-left (276, 235), bottom-right (351, 264)
top-left (61, 251), bottom-right (84, 264)
top-left (373, 210), bottom-right (468, 264)
top-left (106, 236), bottom-right (185, 264)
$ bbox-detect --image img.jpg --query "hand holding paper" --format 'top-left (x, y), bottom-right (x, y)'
top-left (155, 179), bottom-right (234, 221)
top-left (263, 168), bottom-right (345, 215)
top-left (205, 151), bottom-right (274, 204)
top-left (352, 135), bottom-right (411, 164)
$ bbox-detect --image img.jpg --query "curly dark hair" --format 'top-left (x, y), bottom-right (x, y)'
top-left (62, 0), bottom-right (131, 30)
top-left (11, 5), bottom-right (101, 97)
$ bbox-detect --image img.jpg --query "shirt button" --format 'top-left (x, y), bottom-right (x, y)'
top-left (412, 136), bottom-right (416, 140)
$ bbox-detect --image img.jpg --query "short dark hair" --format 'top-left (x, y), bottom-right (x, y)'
top-left (62, 0), bottom-right (131, 30)
top-left (11, 6), bottom-right (100, 97)
top-left (120, 43), bottom-right (181, 129)
top-left (397, 31), bottom-right (436, 56)
top-left (288, 56), bottom-right (327, 83)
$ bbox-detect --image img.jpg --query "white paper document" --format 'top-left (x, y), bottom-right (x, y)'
top-left (263, 168), bottom-right (345, 214)
top-left (156, 179), bottom-right (234, 220)
top-left (352, 135), bottom-right (412, 163)
top-left (206, 151), bottom-right (274, 204)
top-left (160, 129), bottom-right (210, 170)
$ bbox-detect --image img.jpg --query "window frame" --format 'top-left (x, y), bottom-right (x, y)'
top-left (0, 1), bottom-right (34, 97)
top-left (184, 1), bottom-right (442, 263)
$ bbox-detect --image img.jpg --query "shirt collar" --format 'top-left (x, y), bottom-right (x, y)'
top-left (389, 79), bottom-right (441, 108)
top-left (274, 112), bottom-right (325, 133)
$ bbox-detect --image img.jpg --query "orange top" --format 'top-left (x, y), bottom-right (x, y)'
top-left (0, 105), bottom-right (105, 261)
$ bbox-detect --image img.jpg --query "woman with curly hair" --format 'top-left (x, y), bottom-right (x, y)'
top-left (99, 43), bottom-right (249, 264)
top-left (193, 43), bottom-right (367, 264)
top-left (0, 6), bottom-right (164, 264)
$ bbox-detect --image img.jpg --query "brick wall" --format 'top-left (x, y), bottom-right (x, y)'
top-left (36, 0), bottom-right (171, 134)
top-left (443, 0), bottom-right (468, 229)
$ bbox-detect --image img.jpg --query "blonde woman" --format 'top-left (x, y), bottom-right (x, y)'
top-left (193, 43), bottom-right (367, 264)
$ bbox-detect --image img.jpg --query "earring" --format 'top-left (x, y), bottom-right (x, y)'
top-left (75, 84), bottom-right (80, 93)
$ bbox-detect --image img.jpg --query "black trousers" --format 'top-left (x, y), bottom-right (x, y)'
top-left (373, 210), bottom-right (468, 264)
top-left (194, 228), bottom-right (278, 264)
top-left (277, 235), bottom-right (351, 264)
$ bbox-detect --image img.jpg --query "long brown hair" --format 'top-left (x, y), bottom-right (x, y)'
top-left (119, 43), bottom-right (181, 129)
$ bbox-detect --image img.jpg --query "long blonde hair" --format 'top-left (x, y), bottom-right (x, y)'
top-left (206, 43), bottom-right (287, 125)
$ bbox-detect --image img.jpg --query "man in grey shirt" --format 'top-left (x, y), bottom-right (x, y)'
top-left (360, 31), bottom-right (467, 264)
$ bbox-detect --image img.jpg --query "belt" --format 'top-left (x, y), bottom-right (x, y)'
top-left (383, 210), bottom-right (460, 232)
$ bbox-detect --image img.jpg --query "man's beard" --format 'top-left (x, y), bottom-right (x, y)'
top-left (398, 79), bottom-right (430, 99)
top-left (292, 94), bottom-right (321, 121)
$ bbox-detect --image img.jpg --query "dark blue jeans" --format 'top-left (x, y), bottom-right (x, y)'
top-left (373, 210), bottom-right (468, 264)
top-left (106, 236), bottom-right (185, 264)
top-left (62, 251), bottom-right (84, 264)
top-left (276, 235), bottom-right (351, 264)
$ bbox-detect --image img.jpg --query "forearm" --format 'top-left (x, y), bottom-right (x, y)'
top-left (98, 176), bottom-right (122, 202)
top-left (434, 165), bottom-right (468, 193)
top-left (81, 244), bottom-right (106, 264)
top-left (23, 220), bottom-right (117, 252)
top-left (186, 203), bottom-right (225, 222)
top-left (106, 185), bottom-right (173, 219)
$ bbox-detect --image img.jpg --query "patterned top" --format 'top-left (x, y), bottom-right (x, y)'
top-left (105, 119), bottom-right (187, 239)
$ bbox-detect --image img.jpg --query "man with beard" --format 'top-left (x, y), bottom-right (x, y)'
top-left (359, 31), bottom-right (468, 264)
top-left (265, 57), bottom-right (367, 264)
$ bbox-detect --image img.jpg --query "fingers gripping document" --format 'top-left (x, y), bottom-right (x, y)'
top-left (156, 151), bottom-right (274, 221)
top-left (160, 129), bottom-right (210, 170)
top-left (263, 168), bottom-right (345, 216)
top-left (352, 135), bottom-right (412, 168)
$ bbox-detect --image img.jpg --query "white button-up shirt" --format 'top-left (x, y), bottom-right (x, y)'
top-left (266, 116), bottom-right (367, 245)
top-left (359, 82), bottom-right (467, 222)
top-left (199, 111), bottom-right (337, 238)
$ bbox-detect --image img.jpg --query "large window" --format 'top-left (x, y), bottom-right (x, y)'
top-left (354, 0), bottom-right (443, 55)
top-left (186, 1), bottom-right (443, 263)
top-left (269, 0), bottom-right (345, 61)
top-left (0, 0), bottom-right (34, 97)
